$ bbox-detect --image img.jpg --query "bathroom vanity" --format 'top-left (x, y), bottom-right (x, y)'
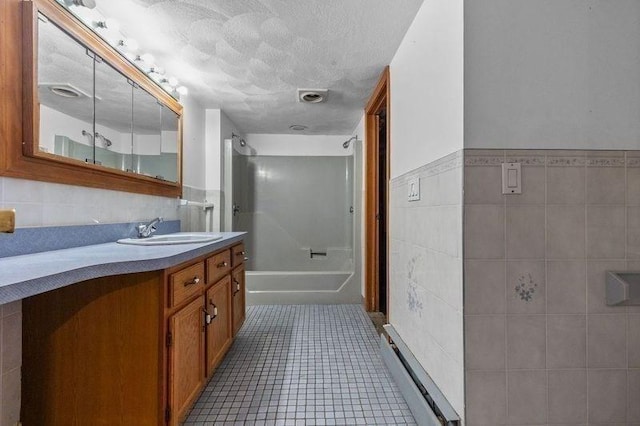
top-left (17, 235), bottom-right (246, 426)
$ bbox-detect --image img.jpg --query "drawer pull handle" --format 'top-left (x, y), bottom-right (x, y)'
top-left (217, 261), bottom-right (228, 268)
top-left (210, 300), bottom-right (218, 319)
top-left (184, 276), bottom-right (200, 286)
top-left (203, 308), bottom-right (212, 325)
top-left (236, 251), bottom-right (245, 256)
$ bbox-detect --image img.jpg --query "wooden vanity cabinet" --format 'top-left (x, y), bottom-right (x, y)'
top-left (21, 240), bottom-right (246, 426)
top-left (22, 271), bottom-right (165, 425)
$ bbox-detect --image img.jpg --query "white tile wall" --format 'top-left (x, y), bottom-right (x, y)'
top-left (0, 177), bottom-right (180, 228)
top-left (388, 151), bottom-right (465, 421)
top-left (179, 186), bottom-right (207, 232)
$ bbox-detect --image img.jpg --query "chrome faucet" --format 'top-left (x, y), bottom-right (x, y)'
top-left (137, 217), bottom-right (163, 238)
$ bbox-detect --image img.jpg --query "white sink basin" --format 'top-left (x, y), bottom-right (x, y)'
top-left (117, 232), bottom-right (223, 246)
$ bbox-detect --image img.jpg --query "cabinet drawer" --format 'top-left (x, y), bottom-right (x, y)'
top-left (231, 244), bottom-right (246, 267)
top-left (169, 262), bottom-right (204, 307)
top-left (206, 250), bottom-right (231, 284)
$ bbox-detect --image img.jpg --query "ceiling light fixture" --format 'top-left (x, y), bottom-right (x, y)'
top-left (57, 2), bottom-right (188, 100)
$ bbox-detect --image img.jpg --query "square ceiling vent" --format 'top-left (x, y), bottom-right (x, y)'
top-left (297, 89), bottom-right (328, 104)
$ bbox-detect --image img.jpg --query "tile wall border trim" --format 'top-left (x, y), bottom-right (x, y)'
top-left (464, 150), bottom-right (638, 167)
top-left (504, 156), bottom-right (546, 166)
top-left (627, 158), bottom-right (640, 167)
top-left (546, 157), bottom-right (586, 167)
top-left (391, 150), bottom-right (463, 188)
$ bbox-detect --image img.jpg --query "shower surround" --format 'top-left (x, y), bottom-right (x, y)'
top-left (233, 153), bottom-right (361, 304)
top-left (388, 149), bottom-right (640, 425)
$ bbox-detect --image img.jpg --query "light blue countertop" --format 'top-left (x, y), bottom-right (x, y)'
top-left (0, 232), bottom-right (246, 304)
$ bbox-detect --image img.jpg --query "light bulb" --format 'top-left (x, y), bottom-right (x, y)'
top-left (149, 70), bottom-right (163, 82)
top-left (70, 5), bottom-right (98, 24)
top-left (126, 38), bottom-right (139, 51)
top-left (68, 0), bottom-right (96, 8)
top-left (104, 18), bottom-right (120, 32)
top-left (104, 34), bottom-right (120, 46)
top-left (176, 86), bottom-right (188, 96)
top-left (140, 53), bottom-right (155, 64)
top-left (118, 38), bottom-right (139, 52)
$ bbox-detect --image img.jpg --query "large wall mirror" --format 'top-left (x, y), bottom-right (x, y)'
top-left (20, 0), bottom-right (182, 196)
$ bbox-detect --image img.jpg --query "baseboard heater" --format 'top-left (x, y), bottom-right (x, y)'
top-left (380, 324), bottom-right (460, 426)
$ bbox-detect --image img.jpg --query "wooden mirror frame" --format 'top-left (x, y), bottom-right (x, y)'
top-left (0, 0), bottom-right (183, 197)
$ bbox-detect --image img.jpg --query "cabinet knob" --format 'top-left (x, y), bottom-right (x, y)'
top-left (236, 251), bottom-right (245, 256)
top-left (217, 261), bottom-right (228, 268)
top-left (184, 276), bottom-right (200, 286)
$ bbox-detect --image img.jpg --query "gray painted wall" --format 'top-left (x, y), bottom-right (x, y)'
top-left (465, 0), bottom-right (640, 150)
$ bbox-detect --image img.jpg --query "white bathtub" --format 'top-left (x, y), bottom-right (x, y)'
top-left (246, 270), bottom-right (362, 305)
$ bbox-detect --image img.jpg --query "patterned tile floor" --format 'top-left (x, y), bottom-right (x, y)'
top-left (184, 304), bottom-right (416, 425)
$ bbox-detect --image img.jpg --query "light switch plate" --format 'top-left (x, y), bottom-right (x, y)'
top-left (502, 163), bottom-right (522, 194)
top-left (408, 177), bottom-right (420, 201)
top-left (0, 209), bottom-right (16, 233)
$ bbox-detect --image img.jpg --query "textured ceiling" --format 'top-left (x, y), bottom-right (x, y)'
top-left (92, 0), bottom-right (423, 134)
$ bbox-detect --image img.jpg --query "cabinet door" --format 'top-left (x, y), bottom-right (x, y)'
top-left (206, 276), bottom-right (232, 376)
top-left (168, 296), bottom-right (205, 425)
top-left (231, 265), bottom-right (246, 336)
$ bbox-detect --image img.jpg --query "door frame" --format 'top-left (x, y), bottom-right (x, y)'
top-left (364, 66), bottom-right (390, 312)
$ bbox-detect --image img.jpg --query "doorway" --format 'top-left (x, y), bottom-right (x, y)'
top-left (364, 67), bottom-right (390, 317)
top-left (377, 109), bottom-right (387, 315)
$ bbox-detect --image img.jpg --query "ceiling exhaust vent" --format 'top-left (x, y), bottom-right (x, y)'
top-left (297, 89), bottom-right (328, 104)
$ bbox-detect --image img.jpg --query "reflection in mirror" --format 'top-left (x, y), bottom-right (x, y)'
top-left (160, 105), bottom-right (179, 182)
top-left (95, 60), bottom-right (133, 171)
top-left (133, 86), bottom-right (161, 178)
top-left (133, 86), bottom-right (175, 181)
top-left (38, 13), bottom-right (95, 163)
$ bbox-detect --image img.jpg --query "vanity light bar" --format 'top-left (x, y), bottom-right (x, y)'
top-left (54, 0), bottom-right (188, 98)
